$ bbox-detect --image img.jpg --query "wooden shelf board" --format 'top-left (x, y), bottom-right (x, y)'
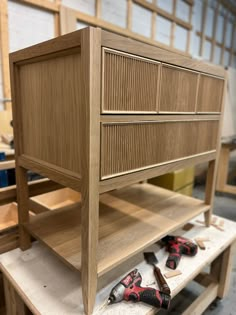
top-left (24, 183), bottom-right (209, 276)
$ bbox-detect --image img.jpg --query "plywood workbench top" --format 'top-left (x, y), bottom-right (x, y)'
top-left (0, 214), bottom-right (236, 315)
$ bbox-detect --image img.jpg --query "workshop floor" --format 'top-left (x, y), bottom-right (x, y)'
top-left (158, 184), bottom-right (236, 315)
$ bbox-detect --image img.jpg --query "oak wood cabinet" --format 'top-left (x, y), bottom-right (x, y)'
top-left (10, 27), bottom-right (226, 315)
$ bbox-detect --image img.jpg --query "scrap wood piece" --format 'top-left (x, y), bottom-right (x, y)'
top-left (182, 223), bottom-right (195, 231)
top-left (195, 237), bottom-right (210, 242)
top-left (164, 270), bottom-right (182, 279)
top-left (212, 223), bottom-right (225, 232)
top-left (196, 218), bottom-right (224, 231)
top-left (219, 219), bottom-right (225, 228)
top-left (195, 239), bottom-right (206, 250)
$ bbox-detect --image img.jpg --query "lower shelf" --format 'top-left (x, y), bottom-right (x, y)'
top-left (25, 183), bottom-right (210, 276)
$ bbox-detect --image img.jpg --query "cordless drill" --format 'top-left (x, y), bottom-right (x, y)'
top-left (108, 269), bottom-right (170, 309)
top-left (162, 235), bottom-right (198, 269)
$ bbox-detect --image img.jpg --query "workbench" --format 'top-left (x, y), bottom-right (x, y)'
top-left (1, 214), bottom-right (235, 315)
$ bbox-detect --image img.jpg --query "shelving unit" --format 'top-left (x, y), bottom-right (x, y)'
top-left (10, 27), bottom-right (226, 314)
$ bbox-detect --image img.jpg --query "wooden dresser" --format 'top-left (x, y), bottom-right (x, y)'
top-left (10, 27), bottom-right (226, 315)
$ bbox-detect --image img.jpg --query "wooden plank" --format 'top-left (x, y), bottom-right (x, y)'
top-left (24, 183), bottom-right (210, 276)
top-left (80, 27), bottom-right (101, 315)
top-left (220, 11), bottom-right (228, 66)
top-left (199, 0), bottom-right (208, 57)
top-left (0, 0), bottom-right (11, 110)
top-left (18, 156), bottom-right (81, 192)
top-left (210, 1), bottom-right (220, 62)
top-left (60, 6), bottom-right (77, 35)
top-left (96, 0), bottom-right (101, 19)
top-left (0, 179), bottom-right (61, 206)
top-left (0, 230), bottom-right (19, 255)
top-left (20, 0), bottom-right (59, 12)
top-left (54, 0), bottom-right (61, 37)
top-left (229, 23), bottom-right (236, 66)
top-left (0, 160), bottom-right (15, 171)
top-left (182, 282), bottom-right (218, 315)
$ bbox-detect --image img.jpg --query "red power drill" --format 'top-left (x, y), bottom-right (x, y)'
top-left (108, 269), bottom-right (170, 309)
top-left (162, 235), bottom-right (198, 269)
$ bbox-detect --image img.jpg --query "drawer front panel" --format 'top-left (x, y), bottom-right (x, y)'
top-left (101, 120), bottom-right (219, 179)
top-left (197, 74), bottom-right (224, 113)
top-left (102, 48), bottom-right (160, 113)
top-left (159, 65), bottom-right (198, 113)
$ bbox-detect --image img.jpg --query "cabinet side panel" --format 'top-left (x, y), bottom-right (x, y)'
top-left (101, 120), bottom-right (219, 179)
top-left (18, 52), bottom-right (82, 176)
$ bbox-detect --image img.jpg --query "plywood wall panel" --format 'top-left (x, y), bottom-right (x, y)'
top-left (101, 120), bottom-right (219, 179)
top-left (18, 52), bottom-right (82, 176)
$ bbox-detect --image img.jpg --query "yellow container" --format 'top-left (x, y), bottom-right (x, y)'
top-left (148, 167), bottom-right (195, 196)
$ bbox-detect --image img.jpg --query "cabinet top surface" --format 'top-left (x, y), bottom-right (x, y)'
top-left (10, 27), bottom-right (226, 78)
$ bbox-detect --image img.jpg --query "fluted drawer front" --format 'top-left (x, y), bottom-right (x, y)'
top-left (197, 74), bottom-right (224, 113)
top-left (160, 65), bottom-right (198, 113)
top-left (101, 120), bottom-right (219, 179)
top-left (102, 48), bottom-right (160, 113)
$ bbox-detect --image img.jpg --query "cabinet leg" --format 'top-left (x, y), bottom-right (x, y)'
top-left (216, 146), bottom-right (229, 192)
top-left (15, 166), bottom-right (31, 250)
top-left (210, 241), bottom-right (236, 298)
top-left (81, 200), bottom-right (99, 315)
top-left (204, 160), bottom-right (217, 226)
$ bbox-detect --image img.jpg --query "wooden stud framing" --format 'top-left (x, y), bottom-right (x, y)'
top-left (220, 10), bottom-right (229, 65)
top-left (195, 0), bottom-right (236, 66)
top-left (211, 1), bottom-right (220, 62)
top-left (199, 0), bottom-right (208, 57)
top-left (0, 0), bottom-right (11, 110)
top-left (127, 0), bottom-right (132, 31)
top-left (96, 0), bottom-right (101, 19)
top-left (229, 23), bottom-right (236, 66)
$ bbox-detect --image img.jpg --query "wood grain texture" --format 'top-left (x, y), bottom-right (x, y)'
top-left (100, 151), bottom-right (217, 193)
top-left (25, 183), bottom-right (210, 276)
top-left (102, 49), bottom-right (160, 113)
top-left (18, 51), bottom-right (82, 176)
top-left (159, 65), bottom-right (198, 113)
top-left (80, 27), bottom-right (101, 315)
top-left (197, 75), bottom-right (224, 113)
top-left (10, 30), bottom-right (80, 63)
top-left (101, 30), bottom-right (226, 78)
top-left (101, 120), bottom-right (219, 179)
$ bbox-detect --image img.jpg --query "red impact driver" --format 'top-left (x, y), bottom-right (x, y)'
top-left (162, 235), bottom-right (198, 269)
top-left (108, 269), bottom-right (170, 309)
